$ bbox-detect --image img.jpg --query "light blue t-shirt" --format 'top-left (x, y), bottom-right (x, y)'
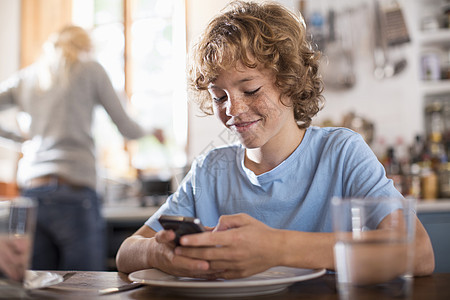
top-left (146, 127), bottom-right (402, 232)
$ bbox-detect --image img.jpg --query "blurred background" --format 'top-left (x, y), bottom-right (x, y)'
top-left (0, 0), bottom-right (449, 271)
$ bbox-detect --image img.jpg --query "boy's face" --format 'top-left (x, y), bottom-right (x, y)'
top-left (208, 62), bottom-right (296, 150)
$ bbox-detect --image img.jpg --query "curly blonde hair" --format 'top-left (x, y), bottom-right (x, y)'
top-left (187, 0), bottom-right (324, 128)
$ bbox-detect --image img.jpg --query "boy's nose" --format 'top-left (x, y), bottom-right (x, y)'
top-left (226, 96), bottom-right (248, 116)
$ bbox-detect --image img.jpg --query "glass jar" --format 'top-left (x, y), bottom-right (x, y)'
top-left (439, 162), bottom-right (450, 198)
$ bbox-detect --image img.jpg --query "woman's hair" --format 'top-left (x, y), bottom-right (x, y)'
top-left (38, 25), bottom-right (92, 91)
top-left (187, 0), bottom-right (324, 128)
top-left (51, 25), bottom-right (92, 66)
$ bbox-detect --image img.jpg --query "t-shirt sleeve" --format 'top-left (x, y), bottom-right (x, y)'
top-left (340, 132), bottom-right (404, 228)
top-left (341, 132), bottom-right (402, 199)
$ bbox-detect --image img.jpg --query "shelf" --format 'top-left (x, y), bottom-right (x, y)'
top-left (420, 79), bottom-right (450, 95)
top-left (418, 29), bottom-right (450, 46)
top-left (417, 200), bottom-right (450, 213)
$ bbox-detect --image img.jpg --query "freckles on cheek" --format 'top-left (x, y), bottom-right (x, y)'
top-left (257, 102), bottom-right (273, 121)
top-left (263, 97), bottom-right (290, 121)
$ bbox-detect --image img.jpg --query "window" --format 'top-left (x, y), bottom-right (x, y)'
top-left (73, 0), bottom-right (187, 181)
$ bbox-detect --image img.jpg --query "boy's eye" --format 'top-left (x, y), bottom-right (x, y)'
top-left (213, 95), bottom-right (227, 102)
top-left (244, 87), bottom-right (261, 95)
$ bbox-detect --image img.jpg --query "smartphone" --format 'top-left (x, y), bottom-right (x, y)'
top-left (158, 215), bottom-right (206, 246)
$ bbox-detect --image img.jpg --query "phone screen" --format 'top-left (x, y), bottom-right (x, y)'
top-left (158, 215), bottom-right (205, 246)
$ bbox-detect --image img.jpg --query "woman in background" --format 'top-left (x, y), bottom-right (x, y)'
top-left (0, 25), bottom-right (162, 271)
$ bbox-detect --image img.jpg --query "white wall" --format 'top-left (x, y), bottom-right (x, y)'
top-left (0, 0), bottom-right (21, 182)
top-left (185, 0), bottom-right (230, 163)
top-left (0, 0), bottom-right (20, 81)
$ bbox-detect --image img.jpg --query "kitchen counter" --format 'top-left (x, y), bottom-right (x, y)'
top-left (416, 200), bottom-right (450, 273)
top-left (101, 200), bottom-right (161, 270)
top-left (103, 205), bottom-right (159, 222)
top-left (417, 199), bottom-right (450, 213)
top-left (101, 199), bottom-right (450, 222)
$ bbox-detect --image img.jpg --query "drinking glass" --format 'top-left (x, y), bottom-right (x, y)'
top-left (331, 197), bottom-right (416, 299)
top-left (0, 197), bottom-right (37, 298)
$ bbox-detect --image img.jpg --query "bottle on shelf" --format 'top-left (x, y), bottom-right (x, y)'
top-left (421, 50), bottom-right (441, 81)
top-left (439, 162), bottom-right (450, 198)
top-left (408, 163), bottom-right (422, 199)
top-left (420, 160), bottom-right (439, 200)
top-left (384, 146), bottom-right (403, 194)
top-left (410, 135), bottom-right (425, 164)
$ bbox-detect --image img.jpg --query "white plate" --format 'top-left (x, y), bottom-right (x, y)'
top-left (129, 267), bottom-right (326, 298)
top-left (24, 270), bottom-right (64, 290)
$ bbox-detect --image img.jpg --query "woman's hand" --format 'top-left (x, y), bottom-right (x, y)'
top-left (152, 128), bottom-right (165, 144)
top-left (174, 213), bottom-right (282, 279)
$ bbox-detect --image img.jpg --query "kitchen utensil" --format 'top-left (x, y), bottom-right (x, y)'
top-left (98, 282), bottom-right (143, 295)
top-left (373, 0), bottom-right (409, 79)
top-left (62, 272), bottom-right (76, 282)
top-left (321, 8), bottom-right (356, 90)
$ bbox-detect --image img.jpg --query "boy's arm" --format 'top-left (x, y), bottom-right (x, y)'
top-left (115, 225), bottom-right (157, 274)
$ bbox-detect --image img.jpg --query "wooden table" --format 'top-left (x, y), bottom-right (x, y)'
top-left (27, 271), bottom-right (450, 299)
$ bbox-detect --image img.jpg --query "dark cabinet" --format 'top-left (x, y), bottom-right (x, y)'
top-left (418, 211), bottom-right (450, 273)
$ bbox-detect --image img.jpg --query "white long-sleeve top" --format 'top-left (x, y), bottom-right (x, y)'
top-left (0, 60), bottom-right (146, 189)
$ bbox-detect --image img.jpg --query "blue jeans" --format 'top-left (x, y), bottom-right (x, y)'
top-left (22, 184), bottom-right (106, 271)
